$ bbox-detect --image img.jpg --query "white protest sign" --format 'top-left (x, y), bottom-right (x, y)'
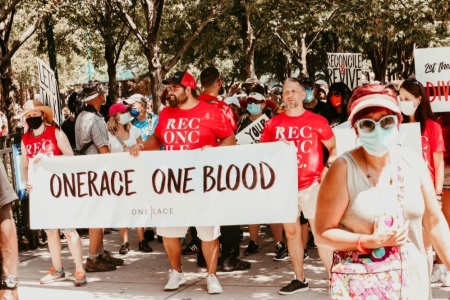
top-left (29, 142), bottom-right (298, 229)
top-left (36, 58), bottom-right (62, 125)
top-left (333, 122), bottom-right (422, 156)
top-left (327, 53), bottom-right (362, 90)
top-left (415, 47), bottom-right (450, 112)
top-left (235, 114), bottom-right (269, 145)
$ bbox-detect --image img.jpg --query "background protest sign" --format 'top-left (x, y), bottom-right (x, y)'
top-left (333, 122), bottom-right (421, 156)
top-left (327, 53), bottom-right (362, 90)
top-left (36, 58), bottom-right (62, 125)
top-left (235, 114), bottom-right (269, 145)
top-left (415, 47), bottom-right (450, 112)
top-left (29, 142), bottom-right (298, 229)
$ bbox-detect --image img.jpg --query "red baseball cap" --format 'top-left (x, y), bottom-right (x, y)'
top-left (162, 71), bottom-right (196, 90)
top-left (109, 103), bottom-right (128, 117)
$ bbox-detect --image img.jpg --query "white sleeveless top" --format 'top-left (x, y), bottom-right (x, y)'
top-left (340, 150), bottom-right (430, 299)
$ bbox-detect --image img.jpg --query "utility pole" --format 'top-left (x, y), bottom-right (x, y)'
top-left (45, 11), bottom-right (62, 125)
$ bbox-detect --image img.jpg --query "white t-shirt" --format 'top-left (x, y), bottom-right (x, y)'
top-left (108, 126), bottom-right (141, 153)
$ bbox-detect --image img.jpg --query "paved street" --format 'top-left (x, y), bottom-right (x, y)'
top-left (15, 226), bottom-right (450, 300)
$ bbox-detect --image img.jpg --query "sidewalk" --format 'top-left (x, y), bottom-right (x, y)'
top-left (16, 226), bottom-right (450, 300)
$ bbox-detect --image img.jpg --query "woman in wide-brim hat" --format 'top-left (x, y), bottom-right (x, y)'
top-left (19, 100), bottom-right (54, 126)
top-left (20, 99), bottom-right (88, 287)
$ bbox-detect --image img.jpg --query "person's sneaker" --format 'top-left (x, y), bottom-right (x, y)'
top-left (304, 249), bottom-right (309, 261)
top-left (100, 250), bottom-right (124, 266)
top-left (164, 270), bottom-right (187, 291)
top-left (73, 271), bottom-right (87, 287)
top-left (138, 240), bottom-right (153, 252)
top-left (279, 279), bottom-right (309, 295)
top-left (442, 273), bottom-right (450, 287)
top-left (40, 267), bottom-right (66, 284)
top-left (181, 240), bottom-right (200, 255)
top-left (244, 240), bottom-right (259, 256)
top-left (221, 256), bottom-right (251, 272)
top-left (274, 242), bottom-right (290, 261)
top-left (85, 257), bottom-right (116, 272)
top-left (431, 264), bottom-right (447, 283)
top-left (119, 242), bottom-right (130, 255)
top-left (206, 274), bottom-right (223, 294)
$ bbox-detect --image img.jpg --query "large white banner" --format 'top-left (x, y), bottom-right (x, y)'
top-left (235, 114), bottom-right (269, 145)
top-left (333, 122), bottom-right (422, 156)
top-left (327, 53), bottom-right (363, 90)
top-left (37, 58), bottom-right (62, 125)
top-left (415, 47), bottom-right (450, 112)
top-left (29, 142), bottom-right (298, 229)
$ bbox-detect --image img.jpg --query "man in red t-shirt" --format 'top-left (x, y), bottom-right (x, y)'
top-left (139, 71), bottom-right (235, 294)
top-left (260, 77), bottom-right (336, 295)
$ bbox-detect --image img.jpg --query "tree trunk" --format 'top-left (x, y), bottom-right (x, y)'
top-left (104, 40), bottom-right (118, 103)
top-left (300, 33), bottom-right (308, 78)
top-left (1, 63), bottom-right (17, 133)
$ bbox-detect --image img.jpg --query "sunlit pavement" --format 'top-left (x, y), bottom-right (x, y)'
top-left (16, 226), bottom-right (450, 300)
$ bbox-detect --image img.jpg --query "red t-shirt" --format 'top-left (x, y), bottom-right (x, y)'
top-left (421, 119), bottom-right (445, 183)
top-left (198, 94), bottom-right (237, 130)
top-left (22, 124), bottom-right (62, 158)
top-left (260, 110), bottom-right (334, 190)
top-left (154, 100), bottom-right (234, 150)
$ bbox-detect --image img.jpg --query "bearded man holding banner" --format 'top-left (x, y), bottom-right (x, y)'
top-left (132, 71), bottom-right (235, 294)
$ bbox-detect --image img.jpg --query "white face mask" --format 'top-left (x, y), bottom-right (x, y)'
top-left (399, 100), bottom-right (418, 116)
top-left (118, 113), bottom-right (132, 125)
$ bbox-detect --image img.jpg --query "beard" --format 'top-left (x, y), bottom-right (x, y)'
top-left (286, 102), bottom-right (299, 109)
top-left (168, 93), bottom-right (188, 108)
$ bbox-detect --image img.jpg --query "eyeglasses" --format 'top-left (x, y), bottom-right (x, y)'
top-left (247, 99), bottom-right (265, 104)
top-left (166, 85), bottom-right (184, 92)
top-left (355, 115), bottom-right (398, 133)
top-left (304, 86), bottom-right (314, 92)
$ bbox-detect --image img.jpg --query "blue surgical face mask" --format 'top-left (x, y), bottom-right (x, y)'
top-left (357, 125), bottom-right (399, 157)
top-left (247, 103), bottom-right (262, 116)
top-left (303, 90), bottom-right (315, 103)
top-left (129, 108), bottom-right (140, 118)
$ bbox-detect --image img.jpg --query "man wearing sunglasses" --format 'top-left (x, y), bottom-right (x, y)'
top-left (135, 71), bottom-right (236, 295)
top-left (261, 77), bottom-right (336, 295)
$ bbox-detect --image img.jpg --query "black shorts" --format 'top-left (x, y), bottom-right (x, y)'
top-left (300, 211), bottom-right (308, 225)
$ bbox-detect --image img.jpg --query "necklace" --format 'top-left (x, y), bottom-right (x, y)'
top-left (361, 148), bottom-right (393, 186)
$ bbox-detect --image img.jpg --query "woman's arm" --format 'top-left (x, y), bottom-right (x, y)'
top-left (433, 151), bottom-right (444, 196)
top-left (55, 129), bottom-right (74, 156)
top-left (421, 156), bottom-right (450, 268)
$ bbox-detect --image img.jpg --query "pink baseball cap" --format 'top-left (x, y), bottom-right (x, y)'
top-left (109, 103), bottom-right (128, 117)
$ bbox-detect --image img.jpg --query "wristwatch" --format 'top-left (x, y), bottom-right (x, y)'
top-left (1, 275), bottom-right (18, 289)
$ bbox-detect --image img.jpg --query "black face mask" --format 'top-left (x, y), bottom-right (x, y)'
top-left (26, 116), bottom-right (44, 130)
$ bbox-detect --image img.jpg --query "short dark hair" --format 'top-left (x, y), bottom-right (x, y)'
top-left (200, 66), bottom-right (220, 88)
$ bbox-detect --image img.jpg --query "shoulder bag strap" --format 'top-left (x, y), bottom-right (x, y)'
top-left (79, 140), bottom-right (94, 154)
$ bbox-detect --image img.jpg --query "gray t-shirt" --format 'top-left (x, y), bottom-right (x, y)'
top-left (0, 160), bottom-right (18, 208)
top-left (75, 108), bottom-right (109, 155)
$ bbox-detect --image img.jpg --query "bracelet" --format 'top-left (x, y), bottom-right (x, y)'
top-left (138, 143), bottom-right (144, 150)
top-left (356, 235), bottom-right (368, 253)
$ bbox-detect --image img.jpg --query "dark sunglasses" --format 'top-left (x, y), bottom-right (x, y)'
top-left (247, 99), bottom-right (265, 104)
top-left (355, 115), bottom-right (398, 134)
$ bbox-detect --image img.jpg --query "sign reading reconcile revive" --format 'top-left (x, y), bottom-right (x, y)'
top-left (327, 53), bottom-right (363, 90)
